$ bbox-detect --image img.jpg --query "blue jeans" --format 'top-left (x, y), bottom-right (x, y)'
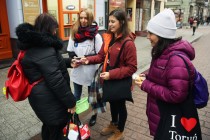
top-left (73, 82), bottom-right (90, 101)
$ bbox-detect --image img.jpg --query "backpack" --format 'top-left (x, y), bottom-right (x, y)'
top-left (5, 51), bottom-right (42, 102)
top-left (174, 54), bottom-right (209, 108)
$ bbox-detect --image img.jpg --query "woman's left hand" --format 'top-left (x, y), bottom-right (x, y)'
top-left (100, 72), bottom-right (110, 80)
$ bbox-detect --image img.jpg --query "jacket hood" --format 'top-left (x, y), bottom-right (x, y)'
top-left (163, 40), bottom-right (195, 60)
top-left (16, 23), bottom-right (63, 50)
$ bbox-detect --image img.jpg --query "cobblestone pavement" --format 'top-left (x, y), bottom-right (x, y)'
top-left (0, 25), bottom-right (210, 140)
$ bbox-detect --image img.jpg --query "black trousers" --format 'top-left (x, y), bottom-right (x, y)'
top-left (193, 27), bottom-right (196, 34)
top-left (41, 123), bottom-right (66, 140)
top-left (109, 100), bottom-right (127, 132)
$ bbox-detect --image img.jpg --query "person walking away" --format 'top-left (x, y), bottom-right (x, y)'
top-left (81, 9), bottom-right (137, 140)
top-left (207, 16), bottom-right (210, 25)
top-left (189, 17), bottom-right (193, 28)
top-left (15, 13), bottom-right (76, 140)
top-left (67, 8), bottom-right (103, 126)
top-left (192, 18), bottom-right (198, 35)
top-left (134, 9), bottom-right (202, 139)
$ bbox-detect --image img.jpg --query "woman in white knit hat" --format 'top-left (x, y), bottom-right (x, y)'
top-left (134, 9), bottom-right (202, 139)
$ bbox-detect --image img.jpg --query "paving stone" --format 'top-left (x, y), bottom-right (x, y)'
top-left (26, 122), bottom-right (42, 137)
top-left (8, 131), bottom-right (30, 140)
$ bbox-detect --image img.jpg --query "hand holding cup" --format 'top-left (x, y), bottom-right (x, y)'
top-left (132, 73), bottom-right (145, 87)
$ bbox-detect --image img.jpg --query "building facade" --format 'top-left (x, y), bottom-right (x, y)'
top-left (135, 0), bottom-right (165, 36)
top-left (0, 0), bottom-right (165, 60)
top-left (0, 0), bottom-right (106, 60)
top-left (165, 0), bottom-right (210, 26)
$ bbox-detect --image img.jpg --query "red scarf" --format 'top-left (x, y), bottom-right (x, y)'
top-left (74, 24), bottom-right (98, 43)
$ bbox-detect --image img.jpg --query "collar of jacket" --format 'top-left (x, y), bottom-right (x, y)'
top-left (102, 33), bottom-right (123, 54)
top-left (102, 33), bottom-right (123, 72)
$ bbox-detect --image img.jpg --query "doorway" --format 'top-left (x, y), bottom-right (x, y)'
top-left (0, 0), bottom-right (12, 60)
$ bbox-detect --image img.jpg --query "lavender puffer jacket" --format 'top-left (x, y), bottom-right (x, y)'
top-left (141, 40), bottom-right (195, 136)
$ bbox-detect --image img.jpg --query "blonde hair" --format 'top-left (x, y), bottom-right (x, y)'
top-left (71, 9), bottom-right (94, 39)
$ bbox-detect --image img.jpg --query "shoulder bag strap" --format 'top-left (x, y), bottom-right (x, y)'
top-left (93, 37), bottom-right (96, 55)
top-left (114, 39), bottom-right (132, 68)
top-left (18, 50), bottom-right (26, 61)
top-left (171, 54), bottom-right (193, 93)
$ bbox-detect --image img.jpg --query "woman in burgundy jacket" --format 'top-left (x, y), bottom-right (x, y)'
top-left (81, 9), bottom-right (137, 140)
top-left (134, 9), bottom-right (202, 139)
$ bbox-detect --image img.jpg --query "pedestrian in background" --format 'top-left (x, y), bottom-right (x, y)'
top-left (134, 9), bottom-right (202, 139)
top-left (15, 13), bottom-right (76, 140)
top-left (81, 9), bottom-right (137, 140)
top-left (189, 16), bottom-right (193, 28)
top-left (67, 8), bottom-right (103, 126)
top-left (192, 18), bottom-right (198, 36)
top-left (207, 16), bottom-right (210, 25)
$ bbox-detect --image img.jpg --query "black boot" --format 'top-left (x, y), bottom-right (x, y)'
top-left (89, 114), bottom-right (97, 126)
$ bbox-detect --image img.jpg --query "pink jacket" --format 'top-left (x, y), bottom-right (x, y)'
top-left (141, 40), bottom-right (195, 136)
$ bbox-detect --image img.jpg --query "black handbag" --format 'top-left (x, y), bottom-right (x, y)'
top-left (155, 66), bottom-right (202, 140)
top-left (102, 40), bottom-right (133, 102)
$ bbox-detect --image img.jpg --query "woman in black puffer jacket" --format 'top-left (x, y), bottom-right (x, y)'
top-left (15, 13), bottom-right (76, 140)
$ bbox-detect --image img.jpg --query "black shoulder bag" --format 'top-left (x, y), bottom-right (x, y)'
top-left (155, 55), bottom-right (202, 140)
top-left (102, 40), bottom-right (133, 102)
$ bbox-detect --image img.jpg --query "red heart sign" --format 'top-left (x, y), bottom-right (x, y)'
top-left (180, 117), bottom-right (197, 132)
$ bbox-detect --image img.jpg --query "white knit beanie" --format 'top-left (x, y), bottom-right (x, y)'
top-left (147, 9), bottom-right (177, 39)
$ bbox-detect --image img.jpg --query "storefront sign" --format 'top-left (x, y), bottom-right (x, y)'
top-left (109, 0), bottom-right (125, 12)
top-left (22, 0), bottom-right (40, 24)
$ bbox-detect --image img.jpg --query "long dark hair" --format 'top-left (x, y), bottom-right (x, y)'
top-left (151, 36), bottom-right (182, 59)
top-left (34, 13), bottom-right (58, 34)
top-left (108, 9), bottom-right (130, 39)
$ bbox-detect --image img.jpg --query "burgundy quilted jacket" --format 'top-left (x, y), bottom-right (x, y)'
top-left (141, 40), bottom-right (195, 136)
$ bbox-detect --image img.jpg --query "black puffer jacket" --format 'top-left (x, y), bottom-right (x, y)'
top-left (16, 23), bottom-right (76, 126)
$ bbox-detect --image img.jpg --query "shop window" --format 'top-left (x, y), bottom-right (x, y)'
top-left (63, 13), bottom-right (78, 37)
top-left (47, 0), bottom-right (58, 22)
top-left (58, 0), bottom-right (95, 40)
top-left (81, 0), bottom-right (95, 14)
top-left (56, 0), bottom-right (77, 40)
top-left (44, 0), bottom-right (95, 40)
top-left (154, 1), bottom-right (160, 16)
top-left (136, 0), bottom-right (143, 32)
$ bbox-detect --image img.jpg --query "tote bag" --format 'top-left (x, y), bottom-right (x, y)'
top-left (155, 96), bottom-right (202, 140)
top-left (102, 40), bottom-right (133, 102)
